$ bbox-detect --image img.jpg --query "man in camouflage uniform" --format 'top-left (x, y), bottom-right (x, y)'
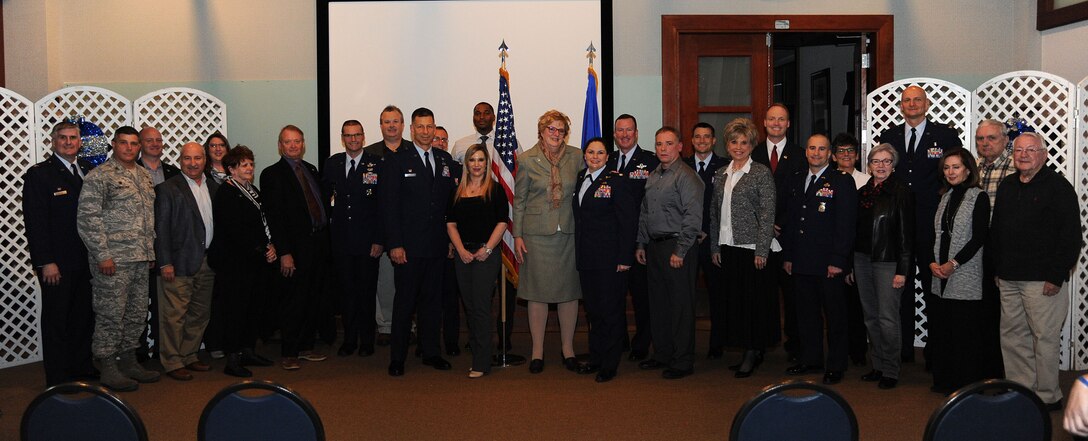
top-left (77, 125), bottom-right (160, 391)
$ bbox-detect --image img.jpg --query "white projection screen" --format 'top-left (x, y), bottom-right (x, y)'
top-left (317, 0), bottom-right (611, 160)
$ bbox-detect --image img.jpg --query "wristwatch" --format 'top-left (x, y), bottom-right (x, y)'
top-left (484, 247), bottom-right (493, 255)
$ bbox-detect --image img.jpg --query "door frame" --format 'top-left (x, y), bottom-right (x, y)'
top-left (661, 15), bottom-right (893, 131)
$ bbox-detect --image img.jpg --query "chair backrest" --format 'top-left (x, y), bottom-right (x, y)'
top-left (730, 380), bottom-right (859, 441)
top-left (924, 379), bottom-right (1050, 441)
top-left (21, 382), bottom-right (148, 441)
top-left (198, 380), bottom-right (325, 441)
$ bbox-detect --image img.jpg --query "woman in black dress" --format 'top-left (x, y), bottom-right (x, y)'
top-left (207, 146), bottom-right (279, 377)
top-left (446, 144), bottom-right (509, 378)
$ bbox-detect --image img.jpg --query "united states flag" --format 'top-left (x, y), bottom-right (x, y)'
top-left (494, 66), bottom-right (520, 285)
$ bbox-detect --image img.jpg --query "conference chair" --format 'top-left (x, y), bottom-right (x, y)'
top-left (730, 379), bottom-right (858, 441)
top-left (198, 379), bottom-right (325, 441)
top-left (923, 379), bottom-right (1050, 441)
top-left (21, 381), bottom-right (148, 441)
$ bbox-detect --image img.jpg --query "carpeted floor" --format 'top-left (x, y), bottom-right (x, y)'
top-left (1, 320), bottom-right (1079, 440)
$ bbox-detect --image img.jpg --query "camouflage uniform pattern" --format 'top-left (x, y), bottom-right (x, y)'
top-left (76, 158), bottom-right (156, 358)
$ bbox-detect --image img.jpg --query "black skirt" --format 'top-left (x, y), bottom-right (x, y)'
top-left (720, 245), bottom-right (780, 349)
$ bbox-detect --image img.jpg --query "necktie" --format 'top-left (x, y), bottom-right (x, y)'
top-left (294, 162), bottom-right (324, 228)
top-left (908, 127), bottom-right (918, 155)
top-left (480, 135), bottom-right (489, 146)
top-left (619, 154), bottom-right (627, 172)
top-left (578, 174), bottom-right (593, 202)
top-left (71, 163), bottom-right (81, 180)
top-left (698, 161), bottom-right (705, 174)
top-left (348, 158), bottom-right (356, 178)
top-left (806, 174), bottom-right (817, 193)
top-left (423, 151), bottom-right (434, 177)
top-left (770, 145), bottom-right (779, 174)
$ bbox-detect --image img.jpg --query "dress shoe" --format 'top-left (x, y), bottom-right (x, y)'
top-left (595, 369), bottom-right (616, 383)
top-left (446, 347), bottom-right (462, 357)
top-left (240, 349), bottom-right (274, 367)
top-left (225, 353), bottom-right (253, 378)
top-left (337, 344), bottom-right (357, 357)
top-left (786, 364), bottom-right (824, 375)
top-left (563, 357), bottom-right (579, 372)
top-left (822, 370), bottom-right (843, 385)
top-left (281, 357), bottom-right (301, 370)
top-left (299, 351), bottom-right (327, 362)
top-left (878, 377), bottom-right (898, 389)
top-left (166, 368), bottom-right (193, 381)
top-left (376, 333), bottom-right (391, 346)
top-left (388, 362), bottom-right (405, 377)
top-left (422, 356), bottom-right (452, 370)
top-left (358, 344), bottom-right (375, 357)
top-left (706, 347), bottom-right (723, 360)
top-left (639, 359), bottom-right (667, 370)
top-left (577, 363), bottom-right (601, 375)
top-left (186, 361), bottom-right (211, 372)
top-left (628, 349), bottom-right (648, 362)
top-left (1046, 400), bottom-right (1063, 412)
top-left (529, 359), bottom-right (544, 374)
top-left (662, 368), bottom-right (693, 379)
top-left (861, 369), bottom-right (883, 382)
top-left (468, 370), bottom-right (486, 379)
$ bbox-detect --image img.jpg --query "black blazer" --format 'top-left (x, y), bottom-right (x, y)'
top-left (855, 176), bottom-right (915, 275)
top-left (573, 168), bottom-right (639, 270)
top-left (878, 120), bottom-right (962, 218)
top-left (364, 139), bottom-right (414, 159)
top-left (752, 139), bottom-right (806, 225)
top-left (381, 145), bottom-right (458, 258)
top-left (207, 182), bottom-right (271, 272)
top-left (607, 147), bottom-right (660, 200)
top-left (154, 174), bottom-right (219, 276)
top-left (780, 167), bottom-right (858, 275)
top-left (259, 157), bottom-right (324, 257)
top-left (322, 151), bottom-right (384, 256)
top-left (683, 154), bottom-right (728, 235)
top-left (22, 155), bottom-right (94, 272)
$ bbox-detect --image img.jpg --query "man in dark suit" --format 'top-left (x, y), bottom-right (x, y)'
top-left (432, 126), bottom-right (464, 356)
top-left (682, 122), bottom-right (728, 359)
top-left (609, 114), bottom-right (660, 362)
top-left (323, 120), bottom-right (383, 358)
top-left (750, 104), bottom-right (806, 361)
top-left (136, 126), bottom-right (181, 362)
top-left (365, 105), bottom-right (413, 347)
top-left (780, 134), bottom-right (858, 385)
top-left (22, 121), bottom-right (97, 387)
top-left (260, 125), bottom-right (330, 370)
top-left (381, 107), bottom-right (457, 376)
top-left (154, 142), bottom-right (218, 381)
top-left (877, 85), bottom-right (963, 363)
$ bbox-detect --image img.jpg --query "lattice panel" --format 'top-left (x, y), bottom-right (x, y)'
top-left (34, 86), bottom-right (132, 161)
top-left (133, 88), bottom-right (227, 164)
top-left (1, 88), bottom-right (43, 369)
top-left (1073, 76), bottom-right (1088, 369)
top-left (865, 78), bottom-right (972, 348)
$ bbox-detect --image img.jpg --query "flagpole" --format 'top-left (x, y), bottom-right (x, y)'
top-left (492, 39), bottom-right (525, 368)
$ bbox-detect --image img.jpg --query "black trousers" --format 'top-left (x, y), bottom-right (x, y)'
top-left (39, 266), bottom-right (95, 386)
top-left (219, 257), bottom-right (267, 353)
top-left (626, 261), bottom-right (652, 353)
top-left (441, 257), bottom-right (461, 349)
top-left (335, 252), bottom-right (379, 348)
top-left (279, 229), bottom-right (330, 357)
top-left (646, 239), bottom-right (697, 371)
top-left (697, 241), bottom-right (725, 351)
top-left (794, 273), bottom-right (849, 371)
top-left (579, 268), bottom-right (630, 371)
top-left (391, 256), bottom-right (444, 363)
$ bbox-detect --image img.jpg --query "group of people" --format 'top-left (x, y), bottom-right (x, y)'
top-left (22, 89), bottom-right (1082, 409)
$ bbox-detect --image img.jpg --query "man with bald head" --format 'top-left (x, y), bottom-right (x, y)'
top-left (877, 86), bottom-right (962, 363)
top-left (154, 142), bottom-right (219, 380)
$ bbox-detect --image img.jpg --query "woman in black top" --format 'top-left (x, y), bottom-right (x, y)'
top-left (207, 146), bottom-right (278, 377)
top-left (446, 144), bottom-right (509, 378)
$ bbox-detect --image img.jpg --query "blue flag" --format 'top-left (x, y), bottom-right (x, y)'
top-left (580, 66), bottom-right (601, 148)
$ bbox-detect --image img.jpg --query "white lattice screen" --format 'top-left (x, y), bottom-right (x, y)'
top-left (34, 86), bottom-right (132, 161)
top-left (134, 88), bottom-right (228, 163)
top-left (0, 88), bottom-right (42, 369)
top-left (1073, 76), bottom-right (1088, 369)
top-left (865, 78), bottom-right (972, 348)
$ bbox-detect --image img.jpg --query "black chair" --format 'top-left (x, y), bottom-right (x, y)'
top-left (923, 379), bottom-right (1050, 441)
top-left (730, 380), bottom-right (858, 441)
top-left (21, 381), bottom-right (148, 441)
top-left (198, 380), bottom-right (325, 441)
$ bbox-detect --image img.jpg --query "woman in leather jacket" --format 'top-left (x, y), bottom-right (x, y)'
top-left (851, 143), bottom-right (915, 390)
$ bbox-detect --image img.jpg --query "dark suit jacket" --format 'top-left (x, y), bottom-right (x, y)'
top-left (752, 139), bottom-right (806, 225)
top-left (780, 167), bottom-right (858, 276)
top-left (573, 168), bottom-right (639, 270)
top-left (137, 157), bottom-right (180, 184)
top-left (878, 120), bottom-right (962, 228)
top-left (322, 151), bottom-right (384, 256)
top-left (683, 153), bottom-right (728, 235)
top-left (260, 157), bottom-right (324, 257)
top-left (207, 182), bottom-right (271, 272)
top-left (154, 174), bottom-right (219, 276)
top-left (22, 155), bottom-right (94, 272)
top-left (607, 146), bottom-right (660, 200)
top-left (364, 139), bottom-right (414, 159)
top-left (381, 145), bottom-right (457, 258)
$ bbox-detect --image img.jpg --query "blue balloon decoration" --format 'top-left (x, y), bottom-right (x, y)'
top-left (1004, 118), bottom-right (1037, 147)
top-left (66, 115), bottom-right (111, 166)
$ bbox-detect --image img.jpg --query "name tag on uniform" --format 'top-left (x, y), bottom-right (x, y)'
top-left (927, 147), bottom-right (943, 159)
top-left (53, 189), bottom-right (68, 196)
top-left (405, 172), bottom-right (417, 178)
top-left (362, 172), bottom-right (378, 185)
top-left (629, 169), bottom-right (649, 179)
top-left (816, 186), bottom-right (834, 198)
top-left (594, 184), bottom-right (612, 198)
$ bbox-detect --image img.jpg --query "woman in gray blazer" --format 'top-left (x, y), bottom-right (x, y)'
top-left (708, 118), bottom-right (778, 378)
top-left (513, 109), bottom-right (583, 374)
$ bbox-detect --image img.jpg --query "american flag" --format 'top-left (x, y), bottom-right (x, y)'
top-left (493, 66), bottom-right (520, 285)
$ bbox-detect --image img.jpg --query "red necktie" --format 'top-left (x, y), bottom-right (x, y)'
top-left (770, 145), bottom-right (779, 174)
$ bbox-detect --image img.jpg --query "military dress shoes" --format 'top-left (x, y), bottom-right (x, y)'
top-left (388, 362), bottom-right (405, 377)
top-left (662, 368), bottom-right (693, 379)
top-left (822, 371), bottom-right (843, 385)
top-left (595, 369), bottom-right (616, 383)
top-left (639, 359), bottom-right (667, 370)
top-left (785, 364), bottom-right (824, 375)
top-left (422, 356), bottom-right (452, 370)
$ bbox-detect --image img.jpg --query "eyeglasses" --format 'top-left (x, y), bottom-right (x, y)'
top-left (341, 133), bottom-right (364, 138)
top-left (545, 126), bottom-right (567, 135)
top-left (869, 159), bottom-right (893, 165)
top-left (1013, 147), bottom-right (1044, 154)
top-left (835, 148), bottom-right (856, 154)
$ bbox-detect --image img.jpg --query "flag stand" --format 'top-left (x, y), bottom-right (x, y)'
top-left (492, 265), bottom-right (525, 367)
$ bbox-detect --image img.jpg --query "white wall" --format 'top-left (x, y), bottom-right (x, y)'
top-left (1042, 21), bottom-right (1088, 84)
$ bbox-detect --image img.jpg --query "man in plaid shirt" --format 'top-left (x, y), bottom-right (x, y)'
top-left (975, 119), bottom-right (1014, 206)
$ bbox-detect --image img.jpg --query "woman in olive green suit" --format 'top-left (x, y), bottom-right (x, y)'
top-left (513, 109), bottom-right (583, 374)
